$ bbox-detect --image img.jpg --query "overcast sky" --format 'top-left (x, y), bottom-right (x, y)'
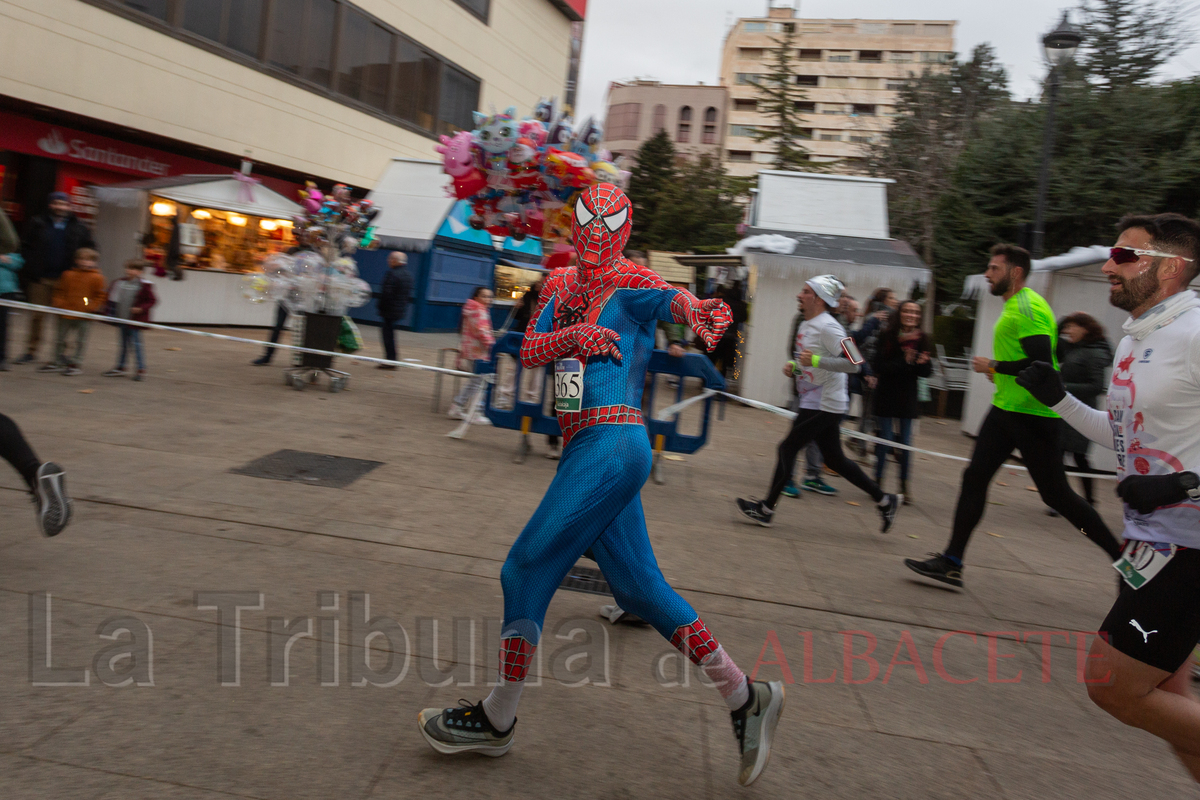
top-left (573, 0), bottom-right (1200, 122)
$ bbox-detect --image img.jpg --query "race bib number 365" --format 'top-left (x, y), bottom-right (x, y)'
top-left (554, 359), bottom-right (584, 412)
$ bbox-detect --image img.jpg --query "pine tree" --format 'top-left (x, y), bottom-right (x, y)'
top-left (1077, 0), bottom-right (1191, 91)
top-left (752, 24), bottom-right (816, 171)
top-left (866, 44), bottom-right (1008, 295)
top-left (627, 129), bottom-right (677, 249)
top-left (645, 155), bottom-right (744, 253)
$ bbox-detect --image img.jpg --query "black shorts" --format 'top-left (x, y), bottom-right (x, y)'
top-left (1100, 545), bottom-right (1200, 673)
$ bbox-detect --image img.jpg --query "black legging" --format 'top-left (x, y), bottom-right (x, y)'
top-left (766, 409), bottom-right (884, 508)
top-left (1069, 451), bottom-right (1095, 505)
top-left (946, 406), bottom-right (1121, 562)
top-left (0, 413), bottom-right (40, 490)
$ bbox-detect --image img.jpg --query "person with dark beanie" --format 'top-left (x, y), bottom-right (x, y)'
top-left (18, 192), bottom-right (94, 363)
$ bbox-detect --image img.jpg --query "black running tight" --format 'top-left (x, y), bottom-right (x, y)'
top-left (766, 409), bottom-right (884, 508)
top-left (0, 412), bottom-right (39, 490)
top-left (945, 407), bottom-right (1121, 562)
top-left (1070, 451), bottom-right (1095, 506)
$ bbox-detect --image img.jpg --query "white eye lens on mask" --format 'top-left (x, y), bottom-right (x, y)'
top-left (574, 200), bottom-right (595, 227)
top-left (602, 207), bottom-right (628, 232)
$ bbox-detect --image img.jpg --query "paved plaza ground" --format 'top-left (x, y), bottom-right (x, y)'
top-left (0, 312), bottom-right (1196, 798)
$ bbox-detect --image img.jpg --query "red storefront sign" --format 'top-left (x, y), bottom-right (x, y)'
top-left (0, 110), bottom-right (222, 179)
top-left (0, 110), bottom-right (305, 209)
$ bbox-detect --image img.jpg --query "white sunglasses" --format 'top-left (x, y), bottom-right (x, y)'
top-left (1109, 246), bottom-right (1195, 265)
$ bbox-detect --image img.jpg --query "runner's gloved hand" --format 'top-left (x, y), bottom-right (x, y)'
top-left (1117, 472), bottom-right (1199, 515)
top-left (1016, 361), bottom-right (1066, 406)
top-left (570, 324), bottom-right (621, 361)
top-left (691, 299), bottom-right (733, 351)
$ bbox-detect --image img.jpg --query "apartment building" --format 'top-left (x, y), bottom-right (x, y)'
top-left (601, 80), bottom-right (728, 165)
top-left (720, 7), bottom-right (955, 177)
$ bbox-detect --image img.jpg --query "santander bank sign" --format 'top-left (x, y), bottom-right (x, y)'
top-left (37, 127), bottom-right (171, 176)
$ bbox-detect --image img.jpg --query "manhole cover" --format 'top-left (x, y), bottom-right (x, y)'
top-left (559, 565), bottom-right (612, 596)
top-left (231, 450), bottom-right (383, 489)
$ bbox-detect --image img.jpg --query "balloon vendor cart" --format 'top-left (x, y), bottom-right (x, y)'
top-left (241, 182), bottom-right (380, 392)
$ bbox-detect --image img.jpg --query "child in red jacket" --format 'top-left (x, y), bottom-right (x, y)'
top-left (103, 259), bottom-right (157, 381)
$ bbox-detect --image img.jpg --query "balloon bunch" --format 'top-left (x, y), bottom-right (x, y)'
top-left (295, 182), bottom-right (381, 250)
top-left (242, 252), bottom-right (372, 317)
top-left (434, 97), bottom-right (629, 245)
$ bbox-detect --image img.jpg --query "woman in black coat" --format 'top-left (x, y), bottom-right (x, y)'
top-left (1056, 313), bottom-right (1112, 505)
top-left (870, 300), bottom-right (933, 501)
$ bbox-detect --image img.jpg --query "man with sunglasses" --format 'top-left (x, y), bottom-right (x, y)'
top-left (1017, 213), bottom-right (1200, 782)
top-left (905, 244), bottom-right (1122, 588)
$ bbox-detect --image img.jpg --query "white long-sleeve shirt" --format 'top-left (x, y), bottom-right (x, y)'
top-left (794, 311), bottom-right (858, 414)
top-left (1052, 304), bottom-right (1200, 548)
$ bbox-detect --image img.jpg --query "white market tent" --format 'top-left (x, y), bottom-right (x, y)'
top-left (961, 246), bottom-right (1200, 471)
top-left (94, 174), bottom-right (303, 282)
top-left (730, 171), bottom-right (932, 409)
top-left (364, 158), bottom-right (455, 251)
top-left (737, 232), bottom-right (932, 408)
top-left (94, 174), bottom-right (303, 325)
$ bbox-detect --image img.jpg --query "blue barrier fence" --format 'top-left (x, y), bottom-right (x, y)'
top-left (475, 332), bottom-right (726, 455)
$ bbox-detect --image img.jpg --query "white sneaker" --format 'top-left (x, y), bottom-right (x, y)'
top-left (600, 604), bottom-right (628, 624)
top-left (470, 414), bottom-right (492, 426)
top-left (33, 462), bottom-right (72, 537)
top-left (447, 404), bottom-right (466, 420)
top-left (732, 680), bottom-right (785, 786)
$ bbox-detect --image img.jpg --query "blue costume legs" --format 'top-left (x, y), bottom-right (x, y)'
top-left (487, 423), bottom-right (747, 729)
top-left (590, 496), bottom-right (698, 640)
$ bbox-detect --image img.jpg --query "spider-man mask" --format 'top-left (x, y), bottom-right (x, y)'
top-left (572, 183), bottom-right (631, 275)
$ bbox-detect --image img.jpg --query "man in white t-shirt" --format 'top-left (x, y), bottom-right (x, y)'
top-left (736, 275), bottom-right (901, 531)
top-left (1018, 212), bottom-right (1200, 783)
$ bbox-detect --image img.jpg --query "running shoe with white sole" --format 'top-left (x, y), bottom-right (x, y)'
top-left (735, 498), bottom-right (774, 527)
top-left (903, 553), bottom-right (964, 589)
top-left (878, 493), bottom-right (902, 533)
top-left (599, 604), bottom-right (646, 625)
top-left (34, 462), bottom-right (72, 537)
top-left (732, 679), bottom-right (785, 787)
top-left (802, 477), bottom-right (838, 495)
top-left (600, 604), bottom-right (628, 624)
top-left (417, 700), bottom-right (514, 757)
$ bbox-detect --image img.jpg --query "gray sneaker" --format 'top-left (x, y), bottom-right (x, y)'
top-left (418, 700), bottom-right (514, 757)
top-left (33, 462), bottom-right (72, 537)
top-left (731, 679), bottom-right (785, 786)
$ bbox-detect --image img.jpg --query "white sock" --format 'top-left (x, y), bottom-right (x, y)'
top-left (481, 676), bottom-right (524, 732)
top-left (701, 647), bottom-right (751, 711)
top-left (878, 495), bottom-right (890, 507)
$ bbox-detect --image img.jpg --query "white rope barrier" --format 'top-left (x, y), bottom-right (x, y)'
top-left (2, 298), bottom-right (1118, 480)
top-left (654, 386), bottom-right (1117, 481)
top-left (0, 299), bottom-right (478, 378)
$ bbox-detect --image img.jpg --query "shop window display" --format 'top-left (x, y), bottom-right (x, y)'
top-left (146, 198), bottom-right (295, 274)
top-left (493, 264), bottom-right (543, 305)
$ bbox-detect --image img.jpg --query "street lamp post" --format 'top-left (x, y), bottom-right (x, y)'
top-left (1031, 12), bottom-right (1083, 260)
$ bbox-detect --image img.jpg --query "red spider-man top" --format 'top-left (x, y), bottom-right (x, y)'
top-left (520, 184), bottom-right (732, 442)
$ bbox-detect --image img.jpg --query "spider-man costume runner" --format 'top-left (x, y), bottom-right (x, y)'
top-left (418, 184), bottom-right (785, 786)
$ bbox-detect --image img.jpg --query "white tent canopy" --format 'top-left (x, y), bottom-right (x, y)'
top-left (95, 174), bottom-right (302, 219)
top-left (736, 231), bottom-right (932, 408)
top-left (365, 158), bottom-right (455, 251)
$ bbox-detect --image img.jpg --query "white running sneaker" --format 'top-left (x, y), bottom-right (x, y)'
top-left (600, 604), bottom-right (627, 624)
top-left (33, 462), bottom-right (72, 537)
top-left (418, 700), bottom-right (515, 757)
top-left (731, 679), bottom-right (785, 786)
top-left (447, 404), bottom-right (466, 420)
